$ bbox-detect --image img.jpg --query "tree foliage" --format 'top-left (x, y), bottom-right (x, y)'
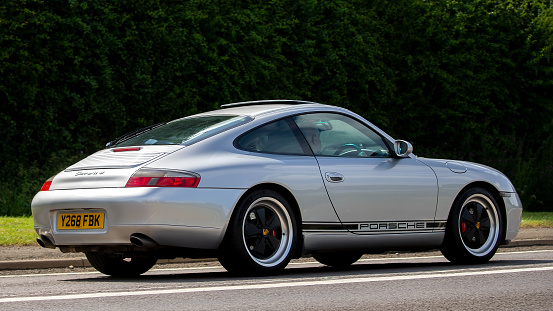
top-left (1, 0), bottom-right (552, 215)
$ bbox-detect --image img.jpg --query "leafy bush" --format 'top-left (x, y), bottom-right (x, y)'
top-left (0, 0), bottom-right (551, 215)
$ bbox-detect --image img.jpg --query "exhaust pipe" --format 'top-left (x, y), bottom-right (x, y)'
top-left (130, 233), bottom-right (158, 249)
top-left (37, 235), bottom-right (56, 249)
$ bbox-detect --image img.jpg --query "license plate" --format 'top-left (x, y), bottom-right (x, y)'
top-left (57, 213), bottom-right (105, 230)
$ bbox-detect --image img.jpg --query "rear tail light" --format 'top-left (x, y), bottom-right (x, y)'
top-left (125, 169), bottom-right (200, 188)
top-left (40, 176), bottom-right (55, 191)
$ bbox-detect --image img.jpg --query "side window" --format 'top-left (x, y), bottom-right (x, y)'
top-left (236, 118), bottom-right (308, 155)
top-left (293, 113), bottom-right (391, 157)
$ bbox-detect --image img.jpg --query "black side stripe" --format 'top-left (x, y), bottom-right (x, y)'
top-left (303, 221), bottom-right (447, 232)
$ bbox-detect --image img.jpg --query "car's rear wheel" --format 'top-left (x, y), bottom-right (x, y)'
top-left (312, 252), bottom-right (363, 267)
top-left (218, 189), bottom-right (297, 275)
top-left (440, 187), bottom-right (503, 264)
top-left (85, 252), bottom-right (157, 277)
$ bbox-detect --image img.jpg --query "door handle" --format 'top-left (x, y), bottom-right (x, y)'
top-left (325, 172), bottom-right (344, 183)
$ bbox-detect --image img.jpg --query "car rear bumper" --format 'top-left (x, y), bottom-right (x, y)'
top-left (32, 187), bottom-right (245, 249)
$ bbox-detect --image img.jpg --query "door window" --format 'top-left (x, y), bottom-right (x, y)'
top-left (293, 113), bottom-right (391, 157)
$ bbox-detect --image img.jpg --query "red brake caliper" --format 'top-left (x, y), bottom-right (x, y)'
top-left (461, 222), bottom-right (468, 233)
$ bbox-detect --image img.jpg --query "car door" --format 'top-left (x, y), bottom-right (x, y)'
top-left (293, 112), bottom-right (439, 234)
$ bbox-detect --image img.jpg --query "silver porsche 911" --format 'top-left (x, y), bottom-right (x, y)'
top-left (32, 100), bottom-right (522, 276)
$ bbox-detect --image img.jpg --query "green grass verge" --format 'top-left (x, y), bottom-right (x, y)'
top-left (521, 211), bottom-right (553, 229)
top-left (0, 217), bottom-right (36, 246)
top-left (1, 212), bottom-right (551, 246)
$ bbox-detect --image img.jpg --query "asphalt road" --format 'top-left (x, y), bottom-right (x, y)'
top-left (1, 246), bottom-right (552, 311)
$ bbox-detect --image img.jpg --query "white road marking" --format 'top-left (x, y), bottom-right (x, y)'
top-left (1, 265), bottom-right (552, 303)
top-left (498, 249), bottom-right (553, 255)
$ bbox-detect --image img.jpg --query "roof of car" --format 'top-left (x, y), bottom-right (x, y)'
top-left (189, 100), bottom-right (328, 118)
top-left (220, 99), bottom-right (320, 109)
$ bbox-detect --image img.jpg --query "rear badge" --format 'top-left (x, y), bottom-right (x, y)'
top-left (75, 171), bottom-right (106, 177)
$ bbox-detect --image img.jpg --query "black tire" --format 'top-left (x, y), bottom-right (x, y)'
top-left (85, 252), bottom-right (157, 277)
top-left (312, 252), bottom-right (362, 267)
top-left (217, 189), bottom-right (297, 275)
top-left (440, 187), bottom-right (503, 264)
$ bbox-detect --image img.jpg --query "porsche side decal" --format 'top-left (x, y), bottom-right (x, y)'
top-left (303, 221), bottom-right (447, 233)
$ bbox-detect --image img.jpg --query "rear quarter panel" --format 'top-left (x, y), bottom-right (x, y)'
top-left (144, 129), bottom-right (340, 225)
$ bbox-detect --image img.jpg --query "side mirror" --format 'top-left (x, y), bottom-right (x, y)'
top-left (394, 140), bottom-right (413, 157)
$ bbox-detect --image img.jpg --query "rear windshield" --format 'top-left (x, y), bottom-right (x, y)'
top-left (114, 115), bottom-right (252, 147)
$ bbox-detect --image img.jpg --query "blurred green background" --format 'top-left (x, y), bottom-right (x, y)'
top-left (1, 0), bottom-right (552, 215)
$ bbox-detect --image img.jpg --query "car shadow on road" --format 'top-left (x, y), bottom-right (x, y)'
top-left (61, 258), bottom-right (551, 283)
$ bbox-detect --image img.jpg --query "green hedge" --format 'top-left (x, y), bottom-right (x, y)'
top-left (1, 0), bottom-right (552, 215)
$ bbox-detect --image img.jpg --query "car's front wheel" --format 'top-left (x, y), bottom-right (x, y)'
top-left (85, 252), bottom-right (157, 277)
top-left (218, 189), bottom-right (297, 275)
top-left (441, 187), bottom-right (503, 264)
